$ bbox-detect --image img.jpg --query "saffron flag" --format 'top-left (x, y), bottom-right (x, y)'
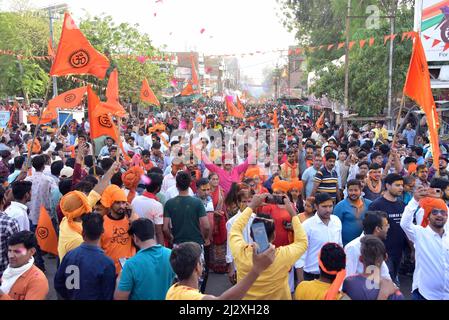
top-left (50, 12), bottom-right (110, 79)
top-left (272, 109), bottom-right (279, 129)
top-left (87, 86), bottom-right (129, 160)
top-left (36, 206), bottom-right (58, 256)
top-left (226, 96), bottom-right (243, 118)
top-left (28, 105), bottom-right (58, 124)
top-left (140, 78), bottom-right (160, 107)
top-left (98, 69), bottom-right (126, 117)
top-left (403, 32), bottom-right (440, 169)
top-left (236, 96), bottom-right (245, 114)
top-left (47, 86), bottom-right (87, 109)
top-left (316, 112), bottom-right (325, 130)
top-left (181, 82), bottom-right (195, 96)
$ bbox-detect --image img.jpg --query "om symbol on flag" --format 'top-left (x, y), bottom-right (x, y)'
top-left (37, 227), bottom-right (49, 240)
top-left (143, 90), bottom-right (149, 97)
top-left (69, 50), bottom-right (90, 68)
top-left (99, 114), bottom-right (112, 128)
top-left (64, 93), bottom-right (76, 103)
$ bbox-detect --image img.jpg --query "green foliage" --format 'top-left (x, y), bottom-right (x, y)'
top-left (0, 11), bottom-right (51, 100)
top-left (0, 11), bottom-right (171, 104)
top-left (278, 0), bottom-right (414, 116)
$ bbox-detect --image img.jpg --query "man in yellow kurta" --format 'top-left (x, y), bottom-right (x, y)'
top-left (229, 193), bottom-right (308, 300)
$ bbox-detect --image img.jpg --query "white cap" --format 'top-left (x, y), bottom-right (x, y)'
top-left (60, 166), bottom-right (74, 178)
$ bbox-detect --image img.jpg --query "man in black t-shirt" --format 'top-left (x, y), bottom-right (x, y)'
top-left (368, 173), bottom-right (406, 285)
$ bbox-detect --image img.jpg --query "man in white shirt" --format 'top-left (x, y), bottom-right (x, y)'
top-left (131, 173), bottom-right (164, 245)
top-left (161, 158), bottom-right (184, 193)
top-left (295, 192), bottom-right (342, 282)
top-left (400, 187), bottom-right (449, 300)
top-left (24, 155), bottom-right (56, 272)
top-left (165, 184), bottom-right (194, 200)
top-left (345, 211), bottom-right (391, 279)
top-left (4, 181), bottom-right (32, 231)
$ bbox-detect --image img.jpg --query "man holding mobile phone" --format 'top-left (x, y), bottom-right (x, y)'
top-left (229, 192), bottom-right (308, 300)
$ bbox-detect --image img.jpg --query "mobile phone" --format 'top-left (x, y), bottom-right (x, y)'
top-left (251, 222), bottom-right (270, 254)
top-left (266, 195), bottom-right (285, 205)
top-left (119, 258), bottom-right (127, 268)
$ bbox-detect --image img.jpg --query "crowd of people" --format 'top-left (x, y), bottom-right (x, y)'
top-left (0, 98), bottom-right (448, 300)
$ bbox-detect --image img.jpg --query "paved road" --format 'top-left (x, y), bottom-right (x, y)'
top-left (43, 254), bottom-right (411, 300)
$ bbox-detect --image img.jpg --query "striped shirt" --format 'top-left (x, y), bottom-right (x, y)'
top-left (314, 166), bottom-right (339, 199)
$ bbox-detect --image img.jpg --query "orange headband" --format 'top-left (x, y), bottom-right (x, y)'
top-left (318, 243), bottom-right (346, 300)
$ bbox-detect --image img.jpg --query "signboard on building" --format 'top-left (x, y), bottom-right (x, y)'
top-left (0, 111), bottom-right (10, 128)
top-left (415, 0), bottom-right (449, 61)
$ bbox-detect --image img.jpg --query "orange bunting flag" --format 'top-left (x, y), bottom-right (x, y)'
top-left (403, 32), bottom-right (440, 169)
top-left (181, 82), bottom-right (195, 96)
top-left (236, 96), bottom-right (245, 114)
top-left (337, 42), bottom-right (345, 50)
top-left (369, 38), bottom-right (375, 46)
top-left (316, 112), bottom-right (325, 130)
top-left (349, 41), bottom-right (356, 50)
top-left (327, 44), bottom-right (334, 51)
top-left (36, 206), bottom-right (58, 256)
top-left (47, 86), bottom-right (87, 110)
top-left (50, 12), bottom-right (110, 79)
top-left (432, 39), bottom-right (442, 47)
top-left (87, 85), bottom-right (129, 160)
top-left (359, 39), bottom-right (366, 48)
top-left (140, 78), bottom-right (161, 106)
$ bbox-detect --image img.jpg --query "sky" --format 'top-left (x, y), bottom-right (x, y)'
top-left (1, 0), bottom-right (297, 83)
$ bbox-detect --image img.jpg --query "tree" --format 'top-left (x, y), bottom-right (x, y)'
top-left (75, 14), bottom-right (172, 105)
top-left (277, 0), bottom-right (414, 116)
top-left (0, 11), bottom-right (172, 105)
top-left (0, 11), bottom-right (51, 101)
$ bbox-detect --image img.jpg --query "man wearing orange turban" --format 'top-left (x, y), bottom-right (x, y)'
top-left (122, 166), bottom-right (144, 203)
top-left (58, 191), bottom-right (92, 260)
top-left (419, 197), bottom-right (447, 228)
top-left (400, 192), bottom-right (449, 300)
top-left (100, 185), bottom-right (137, 273)
top-left (245, 167), bottom-right (268, 194)
top-left (289, 178), bottom-right (304, 214)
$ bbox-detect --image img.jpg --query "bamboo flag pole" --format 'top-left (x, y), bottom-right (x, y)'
top-left (392, 93), bottom-right (406, 147)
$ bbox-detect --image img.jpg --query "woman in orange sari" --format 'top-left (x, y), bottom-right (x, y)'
top-left (208, 173), bottom-right (228, 273)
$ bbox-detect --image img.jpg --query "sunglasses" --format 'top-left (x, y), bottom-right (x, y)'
top-left (431, 209), bottom-right (448, 216)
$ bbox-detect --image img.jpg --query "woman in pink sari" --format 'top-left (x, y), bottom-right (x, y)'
top-left (207, 173), bottom-right (228, 273)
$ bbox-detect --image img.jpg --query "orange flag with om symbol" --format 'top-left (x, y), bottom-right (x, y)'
top-left (50, 12), bottom-right (110, 79)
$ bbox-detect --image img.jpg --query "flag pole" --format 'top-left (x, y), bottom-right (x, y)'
top-left (25, 81), bottom-right (52, 171)
top-left (392, 93), bottom-right (406, 147)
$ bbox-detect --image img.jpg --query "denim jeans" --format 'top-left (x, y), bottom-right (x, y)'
top-left (386, 255), bottom-right (402, 287)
